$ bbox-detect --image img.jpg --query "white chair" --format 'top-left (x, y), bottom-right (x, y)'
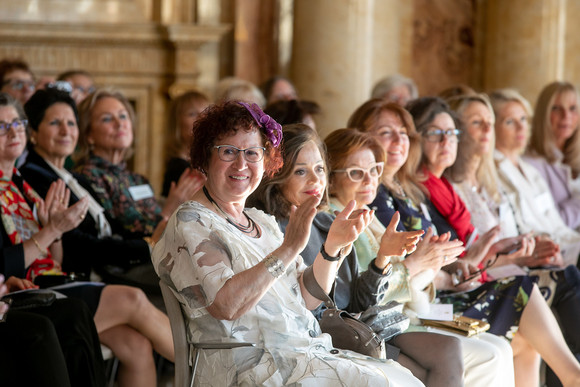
top-left (159, 280), bottom-right (254, 387)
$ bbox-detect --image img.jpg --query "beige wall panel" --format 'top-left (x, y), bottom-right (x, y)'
top-left (483, 0), bottom-right (564, 103)
top-left (0, 0), bottom-right (151, 23)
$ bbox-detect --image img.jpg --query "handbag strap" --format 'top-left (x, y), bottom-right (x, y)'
top-left (302, 265), bottom-right (337, 309)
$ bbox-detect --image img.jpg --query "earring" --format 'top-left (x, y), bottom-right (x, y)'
top-left (30, 137), bottom-right (36, 145)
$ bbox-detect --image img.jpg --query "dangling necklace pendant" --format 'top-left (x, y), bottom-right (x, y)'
top-left (202, 186), bottom-right (261, 238)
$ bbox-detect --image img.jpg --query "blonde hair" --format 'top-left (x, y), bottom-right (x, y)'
top-left (489, 88), bottom-right (533, 156)
top-left (75, 88), bottom-right (136, 164)
top-left (445, 93), bottom-right (500, 202)
top-left (528, 81), bottom-right (580, 176)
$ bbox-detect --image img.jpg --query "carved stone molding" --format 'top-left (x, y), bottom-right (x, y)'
top-left (0, 20), bottom-right (230, 191)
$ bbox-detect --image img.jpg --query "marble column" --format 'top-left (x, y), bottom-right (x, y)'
top-left (290, 0), bottom-right (410, 137)
top-left (482, 0), bottom-right (566, 103)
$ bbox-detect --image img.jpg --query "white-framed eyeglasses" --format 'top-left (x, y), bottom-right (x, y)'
top-left (214, 145), bottom-right (266, 163)
top-left (423, 128), bottom-right (461, 143)
top-left (333, 162), bottom-right (384, 182)
top-left (0, 119), bottom-right (27, 136)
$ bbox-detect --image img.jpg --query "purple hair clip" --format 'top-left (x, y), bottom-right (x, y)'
top-left (238, 101), bottom-right (283, 148)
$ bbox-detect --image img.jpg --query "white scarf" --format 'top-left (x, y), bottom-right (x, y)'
top-left (45, 159), bottom-right (112, 238)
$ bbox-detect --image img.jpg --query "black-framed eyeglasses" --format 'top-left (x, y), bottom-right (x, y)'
top-left (2, 79), bottom-right (35, 91)
top-left (214, 145), bottom-right (266, 163)
top-left (333, 162), bottom-right (384, 182)
top-left (423, 128), bottom-right (461, 143)
top-left (0, 119), bottom-right (28, 136)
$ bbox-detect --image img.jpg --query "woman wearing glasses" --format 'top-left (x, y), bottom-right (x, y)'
top-left (152, 101), bottom-right (424, 386)
top-left (407, 96), bottom-right (580, 387)
top-left (348, 97), bottom-right (580, 386)
top-left (0, 59), bottom-right (36, 106)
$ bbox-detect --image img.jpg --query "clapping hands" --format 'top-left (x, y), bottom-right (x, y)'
top-left (38, 180), bottom-right (89, 239)
top-left (325, 200), bottom-right (374, 257)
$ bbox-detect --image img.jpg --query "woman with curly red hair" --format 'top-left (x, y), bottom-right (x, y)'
top-left (152, 101), bottom-right (424, 386)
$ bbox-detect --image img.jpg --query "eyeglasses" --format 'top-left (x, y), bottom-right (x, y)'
top-left (333, 162), bottom-right (384, 182)
top-left (73, 85), bottom-right (96, 95)
top-left (423, 128), bottom-right (461, 143)
top-left (214, 145), bottom-right (266, 163)
top-left (0, 119), bottom-right (27, 136)
top-left (2, 79), bottom-right (35, 91)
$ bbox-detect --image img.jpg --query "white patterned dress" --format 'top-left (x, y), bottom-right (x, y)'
top-left (152, 201), bottom-right (422, 386)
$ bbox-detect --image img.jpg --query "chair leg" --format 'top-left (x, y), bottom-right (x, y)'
top-left (190, 349), bottom-right (200, 387)
top-left (107, 358), bottom-right (119, 387)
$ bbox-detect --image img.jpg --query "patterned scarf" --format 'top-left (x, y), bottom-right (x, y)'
top-left (0, 168), bottom-right (55, 279)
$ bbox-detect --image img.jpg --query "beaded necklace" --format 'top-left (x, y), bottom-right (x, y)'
top-left (202, 186), bottom-right (261, 238)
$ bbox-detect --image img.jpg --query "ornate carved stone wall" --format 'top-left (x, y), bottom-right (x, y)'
top-left (0, 0), bottom-right (229, 192)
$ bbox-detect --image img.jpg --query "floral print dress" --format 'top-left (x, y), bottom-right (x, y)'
top-left (152, 201), bottom-right (423, 386)
top-left (74, 154), bottom-right (162, 237)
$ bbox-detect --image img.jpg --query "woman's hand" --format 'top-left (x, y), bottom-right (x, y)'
top-left (281, 195), bottom-right (318, 257)
top-left (5, 276), bottom-right (37, 292)
top-left (404, 229), bottom-right (464, 278)
top-left (462, 226), bottom-right (500, 266)
top-left (39, 180), bottom-right (89, 240)
top-left (377, 212), bottom-right (424, 260)
top-left (514, 236), bottom-right (563, 267)
top-left (436, 260), bottom-right (480, 291)
top-left (325, 200), bottom-right (373, 257)
top-left (162, 168), bottom-right (205, 218)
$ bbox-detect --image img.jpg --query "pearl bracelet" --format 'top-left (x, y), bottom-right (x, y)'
top-left (263, 254), bottom-right (285, 279)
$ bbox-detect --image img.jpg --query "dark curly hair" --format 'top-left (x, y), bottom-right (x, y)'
top-left (24, 88), bottom-right (78, 132)
top-left (189, 101), bottom-right (283, 178)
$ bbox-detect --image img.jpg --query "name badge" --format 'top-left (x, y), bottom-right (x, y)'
top-left (128, 184), bottom-right (154, 201)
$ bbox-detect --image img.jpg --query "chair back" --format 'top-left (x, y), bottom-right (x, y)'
top-left (159, 280), bottom-right (193, 387)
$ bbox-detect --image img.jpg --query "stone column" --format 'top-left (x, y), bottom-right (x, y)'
top-left (290, 0), bottom-right (409, 137)
top-left (482, 0), bottom-right (566, 103)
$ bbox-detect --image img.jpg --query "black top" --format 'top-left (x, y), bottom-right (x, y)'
top-left (162, 157), bottom-right (190, 197)
top-left (19, 149), bottom-right (150, 276)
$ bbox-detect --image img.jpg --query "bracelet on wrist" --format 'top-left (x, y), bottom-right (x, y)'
top-left (319, 243), bottom-right (342, 262)
top-left (263, 254), bottom-right (286, 279)
top-left (31, 236), bottom-right (48, 257)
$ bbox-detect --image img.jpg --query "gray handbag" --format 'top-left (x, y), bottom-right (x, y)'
top-left (303, 266), bottom-right (386, 359)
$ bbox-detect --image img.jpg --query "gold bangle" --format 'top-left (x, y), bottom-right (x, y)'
top-left (31, 236), bottom-right (48, 257)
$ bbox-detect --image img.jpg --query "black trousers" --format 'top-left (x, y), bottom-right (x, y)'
top-left (0, 298), bottom-right (106, 387)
